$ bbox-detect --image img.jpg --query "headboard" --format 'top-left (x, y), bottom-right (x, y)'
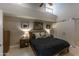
top-left (29, 30), bottom-right (48, 39)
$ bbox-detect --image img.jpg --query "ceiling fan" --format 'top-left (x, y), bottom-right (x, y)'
top-left (40, 3), bottom-right (53, 7)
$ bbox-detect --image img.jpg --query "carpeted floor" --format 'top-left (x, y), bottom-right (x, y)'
top-left (6, 46), bottom-right (79, 56)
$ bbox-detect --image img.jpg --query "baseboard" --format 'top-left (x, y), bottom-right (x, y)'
top-left (70, 45), bottom-right (74, 48)
top-left (75, 45), bottom-right (79, 48)
top-left (10, 44), bottom-right (19, 49)
top-left (70, 45), bottom-right (79, 48)
top-left (0, 53), bottom-right (3, 56)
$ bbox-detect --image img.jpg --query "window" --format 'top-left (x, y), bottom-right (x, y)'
top-left (46, 4), bottom-right (53, 14)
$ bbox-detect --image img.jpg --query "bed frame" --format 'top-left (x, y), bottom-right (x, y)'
top-left (56, 47), bottom-right (69, 56)
top-left (30, 43), bottom-right (69, 56)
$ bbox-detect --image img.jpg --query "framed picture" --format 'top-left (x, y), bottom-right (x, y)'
top-left (46, 24), bottom-right (51, 29)
top-left (33, 22), bottom-right (43, 30)
top-left (21, 22), bottom-right (29, 29)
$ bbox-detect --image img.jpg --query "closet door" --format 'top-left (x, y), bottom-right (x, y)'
top-left (0, 10), bottom-right (3, 56)
top-left (3, 31), bottom-right (10, 55)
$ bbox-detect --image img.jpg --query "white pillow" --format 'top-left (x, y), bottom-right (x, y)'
top-left (40, 32), bottom-right (45, 36)
top-left (34, 33), bottom-right (41, 39)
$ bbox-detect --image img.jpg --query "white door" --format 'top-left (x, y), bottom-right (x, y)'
top-left (0, 10), bottom-right (3, 56)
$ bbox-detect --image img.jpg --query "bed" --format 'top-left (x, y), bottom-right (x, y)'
top-left (29, 31), bottom-right (70, 56)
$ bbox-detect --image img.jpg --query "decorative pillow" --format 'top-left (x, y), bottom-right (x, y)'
top-left (40, 32), bottom-right (46, 37)
top-left (34, 33), bottom-right (41, 39)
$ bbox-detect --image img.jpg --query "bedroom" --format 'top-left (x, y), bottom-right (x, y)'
top-left (1, 3), bottom-right (79, 56)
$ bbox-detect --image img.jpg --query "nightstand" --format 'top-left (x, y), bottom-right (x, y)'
top-left (20, 39), bottom-right (29, 48)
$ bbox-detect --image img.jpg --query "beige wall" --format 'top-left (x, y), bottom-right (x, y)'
top-left (3, 16), bottom-right (53, 46)
top-left (4, 17), bottom-right (22, 46)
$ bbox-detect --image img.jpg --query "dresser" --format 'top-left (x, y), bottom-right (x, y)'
top-left (3, 31), bottom-right (10, 55)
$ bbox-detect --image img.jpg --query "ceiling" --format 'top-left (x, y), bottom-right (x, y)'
top-left (0, 3), bottom-right (57, 22)
top-left (23, 3), bottom-right (41, 8)
top-left (22, 3), bottom-right (52, 8)
top-left (21, 3), bottom-right (45, 10)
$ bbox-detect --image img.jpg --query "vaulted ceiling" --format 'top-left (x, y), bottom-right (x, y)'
top-left (1, 3), bottom-right (57, 22)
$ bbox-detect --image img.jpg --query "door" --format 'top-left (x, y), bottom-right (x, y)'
top-left (0, 10), bottom-right (3, 56)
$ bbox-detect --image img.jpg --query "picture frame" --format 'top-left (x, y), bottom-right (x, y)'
top-left (21, 22), bottom-right (29, 29)
top-left (46, 24), bottom-right (51, 29)
top-left (33, 22), bottom-right (43, 30)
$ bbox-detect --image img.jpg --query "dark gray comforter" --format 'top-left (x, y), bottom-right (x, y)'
top-left (30, 37), bottom-right (70, 56)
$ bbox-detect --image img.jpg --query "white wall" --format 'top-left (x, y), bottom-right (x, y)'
top-left (53, 3), bottom-right (79, 21)
top-left (0, 10), bottom-right (3, 55)
top-left (53, 20), bottom-right (75, 46)
top-left (73, 19), bottom-right (79, 46)
top-left (53, 3), bottom-right (79, 46)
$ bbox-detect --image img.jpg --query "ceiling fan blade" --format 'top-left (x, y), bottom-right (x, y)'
top-left (40, 3), bottom-right (44, 7)
top-left (48, 3), bottom-right (53, 6)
